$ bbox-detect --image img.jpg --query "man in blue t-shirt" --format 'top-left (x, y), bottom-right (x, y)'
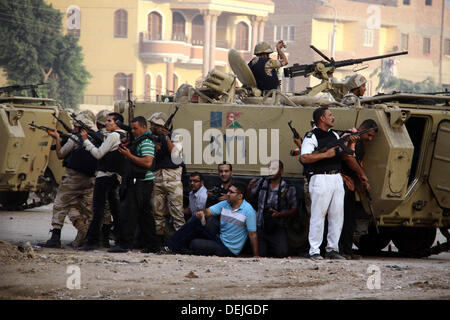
top-left (163, 183), bottom-right (259, 257)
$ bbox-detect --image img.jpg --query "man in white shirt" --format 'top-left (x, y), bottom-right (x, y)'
top-left (79, 112), bottom-right (127, 251)
top-left (184, 172), bottom-right (208, 222)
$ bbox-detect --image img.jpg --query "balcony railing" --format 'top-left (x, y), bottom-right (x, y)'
top-left (171, 33), bottom-right (187, 42)
top-left (192, 39), bottom-right (204, 46)
top-left (216, 40), bottom-right (229, 49)
top-left (141, 31), bottom-right (162, 41)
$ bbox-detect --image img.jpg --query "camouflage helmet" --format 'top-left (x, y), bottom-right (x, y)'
top-left (148, 112), bottom-right (168, 126)
top-left (254, 42), bottom-right (273, 55)
top-left (347, 74), bottom-right (367, 91)
top-left (74, 113), bottom-right (95, 130)
top-left (78, 109), bottom-right (96, 123)
top-left (96, 109), bottom-right (111, 126)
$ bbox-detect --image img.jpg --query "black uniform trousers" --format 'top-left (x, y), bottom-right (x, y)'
top-left (86, 175), bottom-right (121, 244)
top-left (257, 226), bottom-right (289, 258)
top-left (339, 185), bottom-right (357, 255)
top-left (118, 180), bottom-right (159, 250)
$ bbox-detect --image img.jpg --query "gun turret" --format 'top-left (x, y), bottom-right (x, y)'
top-left (284, 46), bottom-right (408, 79)
top-left (283, 46), bottom-right (407, 99)
top-left (0, 83), bottom-right (47, 97)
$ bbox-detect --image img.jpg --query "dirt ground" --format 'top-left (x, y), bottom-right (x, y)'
top-left (0, 204), bottom-right (449, 301)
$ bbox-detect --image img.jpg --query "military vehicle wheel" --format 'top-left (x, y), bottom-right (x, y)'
top-left (0, 191), bottom-right (29, 210)
top-left (354, 226), bottom-right (392, 255)
top-left (34, 168), bottom-right (58, 205)
top-left (391, 227), bottom-right (436, 257)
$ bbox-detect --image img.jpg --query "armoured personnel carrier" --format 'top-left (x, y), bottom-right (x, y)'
top-left (0, 84), bottom-right (70, 210)
top-left (114, 49), bottom-right (450, 257)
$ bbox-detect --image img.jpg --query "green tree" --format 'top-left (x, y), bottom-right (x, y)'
top-left (0, 0), bottom-right (90, 109)
top-left (371, 67), bottom-right (444, 93)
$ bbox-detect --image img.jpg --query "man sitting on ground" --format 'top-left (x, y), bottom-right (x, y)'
top-left (161, 183), bottom-right (259, 257)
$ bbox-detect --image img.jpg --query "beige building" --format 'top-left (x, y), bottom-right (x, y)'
top-left (267, 0), bottom-right (450, 95)
top-left (46, 0), bottom-right (274, 106)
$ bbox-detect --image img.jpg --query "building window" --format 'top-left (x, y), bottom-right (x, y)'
top-left (444, 39), bottom-right (450, 55)
top-left (425, 0), bottom-right (432, 5)
top-left (401, 33), bottom-right (409, 51)
top-left (114, 9), bottom-right (127, 38)
top-left (363, 29), bottom-right (374, 47)
top-left (274, 25), bottom-right (295, 42)
top-left (423, 37), bottom-right (431, 55)
top-left (156, 75), bottom-right (162, 97)
top-left (235, 22), bottom-right (249, 51)
top-left (403, 0), bottom-right (410, 4)
top-left (172, 12), bottom-right (186, 41)
top-left (447, 0), bottom-right (450, 8)
top-left (66, 5), bottom-right (81, 37)
top-left (114, 73), bottom-right (132, 100)
top-left (192, 15), bottom-right (204, 45)
top-left (148, 12), bottom-right (162, 40)
top-left (144, 74), bottom-right (151, 101)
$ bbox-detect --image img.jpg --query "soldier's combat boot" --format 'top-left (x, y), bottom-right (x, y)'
top-left (38, 229), bottom-right (62, 248)
top-left (101, 224), bottom-right (111, 248)
top-left (72, 226), bottom-right (88, 249)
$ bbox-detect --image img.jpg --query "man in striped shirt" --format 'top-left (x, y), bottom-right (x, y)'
top-left (108, 116), bottom-right (159, 253)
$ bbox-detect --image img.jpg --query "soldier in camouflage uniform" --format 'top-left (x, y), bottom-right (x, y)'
top-left (148, 112), bottom-right (185, 246)
top-left (248, 41), bottom-right (288, 92)
top-left (341, 74), bottom-right (367, 107)
top-left (38, 114), bottom-right (98, 248)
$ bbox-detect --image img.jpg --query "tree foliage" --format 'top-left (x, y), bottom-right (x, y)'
top-left (371, 67), bottom-right (444, 94)
top-left (0, 0), bottom-right (90, 109)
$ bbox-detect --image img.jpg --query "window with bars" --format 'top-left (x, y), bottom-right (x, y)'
top-left (148, 12), bottom-right (162, 40)
top-left (403, 0), bottom-right (410, 5)
top-left (114, 9), bottom-right (127, 38)
top-left (191, 15), bottom-right (204, 45)
top-left (172, 12), bottom-right (186, 41)
top-left (114, 73), bottom-right (133, 100)
top-left (363, 29), bottom-right (374, 47)
top-left (423, 37), bottom-right (431, 55)
top-left (273, 25), bottom-right (295, 42)
top-left (425, 0), bottom-right (432, 6)
top-left (235, 22), bottom-right (249, 51)
top-left (444, 39), bottom-right (450, 55)
top-left (401, 33), bottom-right (409, 51)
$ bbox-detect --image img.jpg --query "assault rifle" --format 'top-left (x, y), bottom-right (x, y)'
top-left (284, 46), bottom-right (408, 79)
top-left (312, 126), bottom-right (378, 155)
top-left (70, 113), bottom-right (104, 146)
top-left (288, 121), bottom-right (300, 139)
top-left (0, 83), bottom-right (47, 97)
top-left (52, 114), bottom-right (74, 134)
top-left (29, 123), bottom-right (82, 146)
top-left (164, 105), bottom-right (179, 132)
top-left (365, 188), bottom-right (379, 234)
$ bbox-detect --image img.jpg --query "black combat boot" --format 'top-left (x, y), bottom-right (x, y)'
top-left (101, 224), bottom-right (111, 248)
top-left (38, 229), bottom-right (62, 248)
